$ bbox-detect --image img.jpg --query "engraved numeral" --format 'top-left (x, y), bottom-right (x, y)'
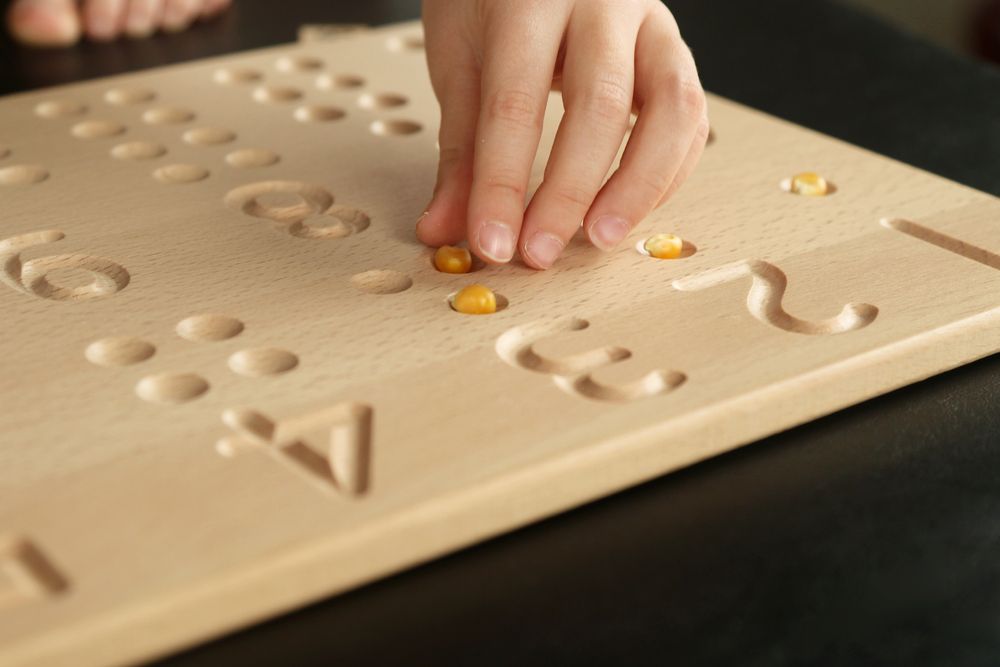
top-left (496, 318), bottom-right (686, 402)
top-left (218, 403), bottom-right (374, 497)
top-left (673, 260), bottom-right (878, 335)
top-left (0, 230), bottom-right (130, 301)
top-left (224, 181), bottom-right (370, 239)
top-left (881, 218), bottom-right (1000, 270)
top-left (0, 536), bottom-right (68, 610)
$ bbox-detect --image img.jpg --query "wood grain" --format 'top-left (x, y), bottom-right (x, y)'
top-left (1, 20), bottom-right (999, 667)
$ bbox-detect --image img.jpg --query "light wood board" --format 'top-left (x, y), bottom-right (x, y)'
top-left (2, 19), bottom-right (999, 667)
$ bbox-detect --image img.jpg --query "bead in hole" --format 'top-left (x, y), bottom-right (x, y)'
top-left (448, 285), bottom-right (508, 315)
top-left (636, 234), bottom-right (697, 260)
top-left (780, 172), bottom-right (837, 196)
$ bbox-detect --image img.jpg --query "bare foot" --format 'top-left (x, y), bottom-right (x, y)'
top-left (6, 0), bottom-right (232, 47)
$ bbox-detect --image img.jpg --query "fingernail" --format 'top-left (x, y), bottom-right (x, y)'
top-left (590, 216), bottom-right (631, 251)
top-left (524, 232), bottom-right (564, 269)
top-left (478, 221), bottom-right (515, 263)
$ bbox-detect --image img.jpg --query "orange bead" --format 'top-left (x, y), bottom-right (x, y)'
top-left (643, 233), bottom-right (684, 259)
top-left (434, 245), bottom-right (472, 274)
top-left (452, 284), bottom-right (497, 315)
top-left (790, 172), bottom-right (829, 196)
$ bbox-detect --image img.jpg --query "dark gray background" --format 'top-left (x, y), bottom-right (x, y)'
top-left (3, 1), bottom-right (1000, 665)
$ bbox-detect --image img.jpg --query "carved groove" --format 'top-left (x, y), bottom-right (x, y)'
top-left (0, 537), bottom-right (68, 609)
top-left (673, 260), bottom-right (878, 335)
top-left (497, 317), bottom-right (686, 403)
top-left (220, 403), bottom-right (373, 497)
top-left (0, 231), bottom-right (130, 301)
top-left (881, 218), bottom-right (1000, 270)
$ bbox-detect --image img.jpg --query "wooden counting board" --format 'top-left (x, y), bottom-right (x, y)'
top-left (2, 19), bottom-right (999, 667)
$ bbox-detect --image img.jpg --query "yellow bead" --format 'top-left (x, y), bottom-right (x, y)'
top-left (790, 172), bottom-right (829, 196)
top-left (452, 284), bottom-right (497, 315)
top-left (643, 233), bottom-right (684, 259)
top-left (434, 245), bottom-right (473, 274)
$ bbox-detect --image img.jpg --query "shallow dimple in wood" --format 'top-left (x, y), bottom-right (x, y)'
top-left (228, 348), bottom-right (299, 377)
top-left (85, 337), bottom-right (155, 367)
top-left (153, 164), bottom-right (209, 184)
top-left (226, 148), bottom-right (280, 168)
top-left (143, 107), bottom-right (195, 125)
top-left (370, 119), bottom-right (422, 136)
top-left (183, 127), bottom-right (237, 146)
top-left (2, 22), bottom-right (1000, 667)
top-left (213, 67), bottom-right (262, 85)
top-left (316, 73), bottom-right (365, 90)
top-left (175, 314), bottom-right (244, 342)
top-left (35, 100), bottom-right (86, 118)
top-left (351, 269), bottom-right (412, 295)
top-left (71, 120), bottom-right (126, 139)
top-left (0, 538), bottom-right (67, 610)
top-left (104, 88), bottom-right (156, 106)
top-left (293, 105), bottom-right (346, 123)
top-left (111, 141), bottom-right (167, 161)
top-left (276, 55), bottom-right (324, 72)
top-left (135, 373), bottom-right (209, 404)
top-left (0, 165), bottom-right (48, 185)
top-left (253, 85), bottom-right (303, 104)
top-left (358, 92), bottom-right (408, 110)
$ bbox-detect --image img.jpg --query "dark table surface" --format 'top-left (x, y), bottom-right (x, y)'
top-left (4, 1), bottom-right (1000, 665)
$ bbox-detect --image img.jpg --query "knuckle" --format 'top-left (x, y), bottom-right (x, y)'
top-left (658, 70), bottom-right (706, 122)
top-left (487, 88), bottom-right (543, 131)
top-left (437, 146), bottom-right (468, 168)
top-left (573, 75), bottom-right (633, 125)
top-left (482, 168), bottom-right (527, 201)
top-left (549, 181), bottom-right (595, 212)
top-left (631, 169), bottom-right (669, 205)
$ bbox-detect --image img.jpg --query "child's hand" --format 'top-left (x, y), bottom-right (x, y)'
top-left (416, 0), bottom-right (708, 270)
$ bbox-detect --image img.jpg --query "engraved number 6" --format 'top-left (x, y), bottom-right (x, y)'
top-left (0, 230), bottom-right (130, 302)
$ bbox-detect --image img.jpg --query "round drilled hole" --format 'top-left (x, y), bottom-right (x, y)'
top-left (276, 55), bottom-right (324, 72)
top-left (143, 107), bottom-right (195, 125)
top-left (0, 165), bottom-right (49, 186)
top-left (214, 67), bottom-right (262, 85)
top-left (358, 93), bottom-right (408, 110)
top-left (293, 105), bottom-right (346, 123)
top-left (153, 164), bottom-right (209, 184)
top-left (636, 235), bottom-right (698, 260)
top-left (370, 119), bottom-right (422, 136)
top-left (111, 141), bottom-right (166, 161)
top-left (225, 148), bottom-right (280, 168)
top-left (253, 86), bottom-right (303, 104)
top-left (228, 348), bottom-right (299, 377)
top-left (85, 337), bottom-right (155, 366)
top-left (35, 100), bottom-right (87, 118)
top-left (780, 173), bottom-right (837, 196)
top-left (387, 34), bottom-right (424, 51)
top-left (135, 373), bottom-right (209, 404)
top-left (104, 88), bottom-right (156, 105)
top-left (350, 269), bottom-right (412, 295)
top-left (447, 290), bottom-right (509, 315)
top-left (71, 120), bottom-right (126, 139)
top-left (316, 73), bottom-right (365, 90)
top-left (176, 314), bottom-right (244, 342)
top-left (183, 127), bottom-right (237, 146)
